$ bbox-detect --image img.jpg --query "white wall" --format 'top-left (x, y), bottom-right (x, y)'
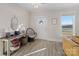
top-left (0, 4), bottom-right (29, 32)
top-left (75, 11), bottom-right (79, 35)
top-left (29, 10), bottom-right (79, 42)
top-left (0, 3), bottom-right (78, 42)
top-left (29, 11), bottom-right (61, 41)
top-left (0, 4), bottom-right (30, 54)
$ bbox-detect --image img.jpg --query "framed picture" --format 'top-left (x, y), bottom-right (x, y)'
top-left (52, 18), bottom-right (57, 25)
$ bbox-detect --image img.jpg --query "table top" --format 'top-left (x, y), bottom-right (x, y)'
top-left (0, 33), bottom-right (26, 41)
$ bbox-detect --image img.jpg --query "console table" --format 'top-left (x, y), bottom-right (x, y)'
top-left (0, 33), bottom-right (26, 56)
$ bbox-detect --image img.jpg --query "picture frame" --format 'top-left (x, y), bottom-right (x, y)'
top-left (52, 18), bottom-right (57, 25)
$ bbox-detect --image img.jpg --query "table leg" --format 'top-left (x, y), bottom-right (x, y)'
top-left (0, 39), bottom-right (3, 56)
top-left (7, 40), bottom-right (10, 56)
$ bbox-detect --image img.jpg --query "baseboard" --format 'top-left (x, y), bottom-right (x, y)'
top-left (35, 37), bottom-right (62, 42)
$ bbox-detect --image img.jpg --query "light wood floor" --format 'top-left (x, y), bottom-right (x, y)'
top-left (11, 39), bottom-right (64, 56)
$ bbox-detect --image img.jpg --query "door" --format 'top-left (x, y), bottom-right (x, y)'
top-left (61, 16), bottom-right (75, 36)
top-left (36, 16), bottom-right (48, 39)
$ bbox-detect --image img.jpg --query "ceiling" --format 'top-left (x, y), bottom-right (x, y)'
top-left (17, 3), bottom-right (79, 12)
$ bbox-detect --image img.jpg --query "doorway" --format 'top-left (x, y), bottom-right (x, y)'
top-left (61, 16), bottom-right (75, 36)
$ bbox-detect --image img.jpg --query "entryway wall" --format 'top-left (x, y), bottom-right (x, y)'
top-left (29, 11), bottom-right (61, 42)
top-left (29, 10), bottom-right (78, 42)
